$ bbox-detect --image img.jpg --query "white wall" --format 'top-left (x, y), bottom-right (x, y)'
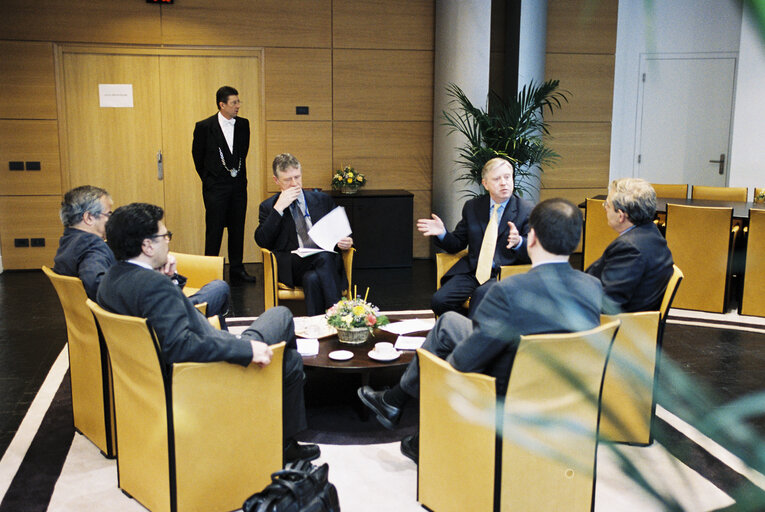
top-left (728, 2), bottom-right (765, 198)
top-left (610, 0), bottom-right (743, 182)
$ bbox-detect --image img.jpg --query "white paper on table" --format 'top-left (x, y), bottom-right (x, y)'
top-left (291, 247), bottom-right (328, 258)
top-left (394, 336), bottom-right (426, 351)
top-left (296, 338), bottom-right (319, 356)
top-left (307, 206), bottom-right (352, 251)
top-left (380, 318), bottom-right (436, 335)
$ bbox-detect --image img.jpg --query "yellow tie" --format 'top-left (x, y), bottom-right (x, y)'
top-left (475, 204), bottom-right (499, 284)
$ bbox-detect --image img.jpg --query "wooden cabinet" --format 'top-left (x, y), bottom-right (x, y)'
top-left (330, 189), bottom-right (413, 268)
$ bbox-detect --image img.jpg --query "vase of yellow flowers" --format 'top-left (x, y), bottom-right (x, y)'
top-left (332, 165), bottom-right (366, 194)
top-left (326, 294), bottom-right (389, 345)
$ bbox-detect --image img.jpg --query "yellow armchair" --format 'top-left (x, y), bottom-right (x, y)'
top-left (169, 251), bottom-right (224, 298)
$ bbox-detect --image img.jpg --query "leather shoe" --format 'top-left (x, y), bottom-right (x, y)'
top-left (357, 386), bottom-right (402, 430)
top-left (230, 268), bottom-right (257, 283)
top-left (284, 438), bottom-right (320, 463)
top-left (400, 434), bottom-right (418, 464)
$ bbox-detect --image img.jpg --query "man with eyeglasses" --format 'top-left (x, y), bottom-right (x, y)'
top-left (586, 178), bottom-right (674, 312)
top-left (417, 158), bottom-right (533, 317)
top-left (53, 186), bottom-right (230, 318)
top-left (97, 202), bottom-right (319, 463)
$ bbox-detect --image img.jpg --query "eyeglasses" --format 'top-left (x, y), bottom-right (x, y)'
top-left (150, 231), bottom-right (173, 242)
top-left (98, 211), bottom-right (113, 218)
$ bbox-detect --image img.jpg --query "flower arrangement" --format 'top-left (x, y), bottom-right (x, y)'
top-left (326, 290), bottom-right (389, 334)
top-left (332, 165), bottom-right (366, 193)
top-left (756, 189), bottom-right (765, 204)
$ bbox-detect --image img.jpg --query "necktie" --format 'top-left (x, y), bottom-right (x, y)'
top-left (291, 202), bottom-right (319, 249)
top-left (475, 204), bottom-right (499, 284)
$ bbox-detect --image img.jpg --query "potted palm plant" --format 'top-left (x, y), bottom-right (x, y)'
top-left (441, 80), bottom-right (569, 198)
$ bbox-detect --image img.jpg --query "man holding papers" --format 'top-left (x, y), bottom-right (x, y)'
top-left (255, 153), bottom-right (353, 315)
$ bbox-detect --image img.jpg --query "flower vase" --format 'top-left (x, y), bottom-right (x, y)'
top-left (340, 183), bottom-right (360, 195)
top-left (336, 326), bottom-right (370, 344)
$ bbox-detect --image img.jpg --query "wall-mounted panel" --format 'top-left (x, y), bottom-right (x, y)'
top-left (541, 122), bottom-right (611, 188)
top-left (161, 0), bottom-right (331, 48)
top-left (0, 42), bottom-right (57, 120)
top-left (0, 196), bottom-right (61, 269)
top-left (333, 121), bottom-right (432, 190)
top-left (264, 48), bottom-right (332, 121)
top-left (545, 53), bottom-right (614, 122)
top-left (265, 121), bottom-right (332, 193)
top-left (333, 0), bottom-right (434, 50)
top-left (0, 0), bottom-right (161, 44)
top-left (547, 0), bottom-right (618, 54)
top-left (539, 187), bottom-right (607, 207)
top-left (0, 121), bottom-right (61, 196)
top-left (333, 50), bottom-right (433, 121)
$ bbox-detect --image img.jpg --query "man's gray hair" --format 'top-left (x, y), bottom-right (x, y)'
top-left (481, 157), bottom-right (514, 180)
top-left (272, 153), bottom-right (301, 177)
top-left (59, 185), bottom-right (109, 227)
top-left (608, 178), bottom-right (656, 225)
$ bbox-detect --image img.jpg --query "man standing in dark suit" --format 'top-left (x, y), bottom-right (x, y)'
top-left (418, 158), bottom-right (533, 317)
top-left (192, 85), bottom-right (255, 283)
top-left (255, 153), bottom-right (353, 316)
top-left (97, 202), bottom-right (319, 463)
top-left (586, 178), bottom-right (674, 312)
top-left (358, 198), bottom-right (603, 463)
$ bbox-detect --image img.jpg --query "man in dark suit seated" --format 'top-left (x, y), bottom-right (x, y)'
top-left (97, 203), bottom-right (318, 463)
top-left (255, 153), bottom-right (353, 316)
top-left (586, 178), bottom-right (674, 312)
top-left (417, 158), bottom-right (533, 317)
top-left (53, 185), bottom-right (230, 318)
top-left (359, 198), bottom-right (603, 463)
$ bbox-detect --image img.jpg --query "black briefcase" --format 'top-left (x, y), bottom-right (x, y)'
top-left (242, 460), bottom-right (340, 512)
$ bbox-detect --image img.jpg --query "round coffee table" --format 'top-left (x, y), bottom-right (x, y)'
top-left (301, 328), bottom-right (416, 372)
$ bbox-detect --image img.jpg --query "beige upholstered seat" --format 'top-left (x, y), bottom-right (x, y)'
top-left (665, 204), bottom-right (734, 312)
top-left (583, 198), bottom-right (618, 270)
top-left (168, 251), bottom-right (224, 298)
top-left (691, 185), bottom-right (748, 202)
top-left (741, 209), bottom-right (765, 317)
top-left (261, 248), bottom-right (354, 310)
top-left (651, 183), bottom-right (688, 199)
top-left (499, 263), bottom-right (532, 280)
top-left (87, 300), bottom-right (283, 512)
top-left (42, 266), bottom-right (116, 458)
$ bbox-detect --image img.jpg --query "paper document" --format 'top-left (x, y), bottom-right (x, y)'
top-left (380, 318), bottom-right (436, 335)
top-left (294, 315), bottom-right (337, 339)
top-left (394, 336), bottom-right (426, 351)
top-left (296, 338), bottom-right (319, 356)
top-left (307, 206), bottom-right (352, 251)
top-left (291, 248), bottom-right (328, 258)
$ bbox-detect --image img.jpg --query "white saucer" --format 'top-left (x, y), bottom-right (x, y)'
top-left (328, 350), bottom-right (353, 361)
top-left (368, 350), bottom-right (400, 362)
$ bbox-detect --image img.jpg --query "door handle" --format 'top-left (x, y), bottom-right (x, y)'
top-left (709, 154), bottom-right (725, 175)
top-left (157, 150), bottom-right (163, 180)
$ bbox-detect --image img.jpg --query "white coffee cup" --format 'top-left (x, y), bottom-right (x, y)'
top-left (374, 342), bottom-right (395, 355)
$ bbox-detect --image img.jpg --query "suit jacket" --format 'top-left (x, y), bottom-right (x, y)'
top-left (586, 222), bottom-right (674, 313)
top-left (53, 227), bottom-right (116, 301)
top-left (449, 262), bottom-right (603, 395)
top-left (191, 113), bottom-right (250, 184)
top-left (437, 194), bottom-right (533, 280)
top-left (97, 262), bottom-right (252, 366)
top-left (255, 189), bottom-right (338, 287)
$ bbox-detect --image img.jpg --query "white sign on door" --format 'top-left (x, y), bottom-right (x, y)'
top-left (98, 84), bottom-right (134, 108)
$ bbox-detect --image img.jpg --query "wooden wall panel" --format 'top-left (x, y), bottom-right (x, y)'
top-left (547, 0), bottom-right (618, 54)
top-left (333, 122), bottom-right (432, 190)
top-left (0, 196), bottom-right (61, 269)
top-left (545, 53), bottom-right (615, 122)
top-left (412, 189), bottom-right (432, 258)
top-left (333, 50), bottom-right (433, 121)
top-left (264, 48), bottom-right (332, 121)
top-left (161, 0), bottom-right (331, 48)
top-left (0, 42), bottom-right (57, 120)
top-left (333, 0), bottom-right (434, 50)
top-left (0, 0), bottom-right (161, 44)
top-left (265, 121), bottom-right (332, 193)
top-left (542, 122), bottom-right (611, 188)
top-left (0, 121), bottom-right (61, 196)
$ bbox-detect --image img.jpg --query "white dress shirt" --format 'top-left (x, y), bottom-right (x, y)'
top-left (217, 112), bottom-right (236, 153)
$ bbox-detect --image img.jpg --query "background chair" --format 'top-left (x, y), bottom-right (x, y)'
top-left (261, 248), bottom-right (354, 310)
top-left (651, 183), bottom-right (688, 199)
top-left (435, 248), bottom-right (468, 290)
top-left (418, 349), bottom-right (497, 512)
top-left (740, 209), bottom-right (765, 317)
top-left (499, 263), bottom-right (532, 280)
top-left (42, 266), bottom-right (115, 458)
top-left (691, 185), bottom-right (748, 202)
top-left (87, 300), bottom-right (283, 512)
top-left (665, 204), bottom-right (734, 312)
top-left (583, 198), bottom-right (618, 270)
top-left (500, 321), bottom-right (619, 512)
top-left (169, 251), bottom-right (224, 297)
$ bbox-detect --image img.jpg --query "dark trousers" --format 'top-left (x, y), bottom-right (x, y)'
top-left (289, 251), bottom-right (345, 316)
top-left (431, 272), bottom-right (499, 318)
top-left (202, 178), bottom-right (247, 269)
